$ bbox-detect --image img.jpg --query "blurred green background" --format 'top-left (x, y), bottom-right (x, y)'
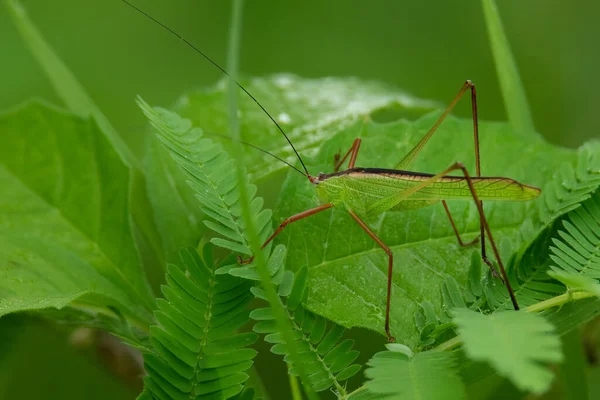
top-left (1, 0), bottom-right (599, 399)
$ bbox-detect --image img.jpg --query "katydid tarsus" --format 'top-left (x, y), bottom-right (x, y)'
top-left (124, 0), bottom-right (541, 342)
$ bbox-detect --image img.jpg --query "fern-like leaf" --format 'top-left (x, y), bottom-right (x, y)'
top-left (452, 308), bottom-right (562, 394)
top-left (250, 266), bottom-right (361, 395)
top-left (548, 194), bottom-right (600, 280)
top-left (482, 144), bottom-right (600, 310)
top-left (142, 246), bottom-right (257, 400)
top-left (363, 344), bottom-right (465, 400)
top-left (539, 142), bottom-right (600, 224)
top-left (138, 98), bottom-right (272, 256)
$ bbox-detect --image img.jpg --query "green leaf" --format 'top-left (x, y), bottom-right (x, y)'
top-left (547, 194), bottom-right (600, 292)
top-left (364, 344), bottom-right (465, 400)
top-left (549, 271), bottom-right (600, 297)
top-left (167, 72), bottom-right (592, 345)
top-left (143, 246), bottom-right (257, 400)
top-left (480, 150), bottom-right (600, 312)
top-left (277, 110), bottom-right (575, 345)
top-left (452, 308), bottom-right (562, 394)
top-left (142, 134), bottom-right (204, 263)
top-left (251, 265), bottom-right (361, 395)
top-left (138, 98), bottom-right (272, 257)
top-left (175, 75), bottom-right (436, 181)
top-left (6, 0), bottom-right (166, 274)
top-left (0, 101), bottom-right (154, 324)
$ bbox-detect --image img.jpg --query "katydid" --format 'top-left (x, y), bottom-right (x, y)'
top-left (123, 0), bottom-right (541, 342)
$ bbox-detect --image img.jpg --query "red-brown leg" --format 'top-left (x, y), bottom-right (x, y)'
top-left (442, 200), bottom-right (503, 278)
top-left (334, 138), bottom-right (362, 172)
top-left (348, 210), bottom-right (396, 342)
top-left (442, 200), bottom-right (479, 247)
top-left (418, 162), bottom-right (519, 309)
top-left (238, 203), bottom-right (334, 264)
top-left (467, 83), bottom-right (491, 278)
top-left (427, 82), bottom-right (493, 277)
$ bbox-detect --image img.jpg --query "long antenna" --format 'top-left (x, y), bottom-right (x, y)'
top-left (122, 0), bottom-right (311, 178)
top-left (204, 131), bottom-right (306, 176)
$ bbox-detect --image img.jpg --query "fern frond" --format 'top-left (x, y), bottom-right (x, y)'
top-left (548, 194), bottom-right (600, 280)
top-left (452, 308), bottom-right (562, 394)
top-left (418, 145), bottom-right (600, 348)
top-left (143, 246), bottom-right (257, 400)
top-left (138, 98), bottom-right (272, 256)
top-left (484, 141), bottom-right (600, 310)
top-left (539, 142), bottom-right (600, 224)
top-left (363, 344), bottom-right (465, 400)
top-left (250, 266), bottom-right (361, 395)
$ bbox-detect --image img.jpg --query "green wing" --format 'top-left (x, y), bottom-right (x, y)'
top-left (365, 174), bottom-right (541, 216)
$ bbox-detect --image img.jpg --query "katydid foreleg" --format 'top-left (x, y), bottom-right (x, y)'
top-left (238, 203), bottom-right (334, 265)
top-left (334, 138), bottom-right (362, 172)
top-left (347, 209), bottom-right (396, 342)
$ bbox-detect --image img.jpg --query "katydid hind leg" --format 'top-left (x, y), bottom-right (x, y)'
top-left (238, 203), bottom-right (334, 264)
top-left (334, 138), bottom-right (362, 172)
top-left (347, 210), bottom-right (396, 342)
top-left (442, 200), bottom-right (479, 247)
top-left (442, 200), bottom-right (502, 279)
top-left (366, 161), bottom-right (520, 310)
top-left (394, 80), bottom-right (480, 171)
top-left (397, 81), bottom-right (489, 277)
top-left (423, 163), bottom-right (520, 308)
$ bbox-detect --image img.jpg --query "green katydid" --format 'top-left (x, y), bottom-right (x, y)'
top-left (123, 0), bottom-right (541, 342)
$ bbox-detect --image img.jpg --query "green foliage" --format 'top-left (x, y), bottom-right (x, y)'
top-left (142, 246), bottom-right (257, 400)
top-left (0, 101), bottom-right (154, 327)
top-left (138, 98), bottom-right (272, 257)
top-left (548, 194), bottom-right (600, 282)
top-left (250, 265), bottom-right (362, 395)
top-left (273, 110), bottom-right (574, 345)
top-left (452, 308), bottom-right (562, 394)
top-left (5, 0), bottom-right (165, 273)
top-left (4, 1), bottom-right (600, 398)
top-left (363, 344), bottom-right (465, 400)
top-left (175, 75), bottom-right (435, 181)
top-left (484, 147), bottom-right (600, 309)
top-left (538, 143), bottom-right (600, 224)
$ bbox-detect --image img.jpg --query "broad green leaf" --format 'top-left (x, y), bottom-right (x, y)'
top-left (0, 101), bottom-right (154, 323)
top-left (175, 74), bottom-right (436, 181)
top-left (277, 111), bottom-right (575, 346)
top-left (452, 308), bottom-right (562, 394)
top-left (170, 75), bottom-right (580, 345)
top-left (142, 134), bottom-right (204, 263)
top-left (6, 0), bottom-right (167, 273)
top-left (364, 344), bottom-right (465, 400)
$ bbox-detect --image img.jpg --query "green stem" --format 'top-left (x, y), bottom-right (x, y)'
top-left (434, 290), bottom-right (597, 351)
top-left (345, 385), bottom-right (367, 399)
top-left (481, 0), bottom-right (535, 134)
top-left (225, 2), bottom-right (318, 400)
top-left (289, 374), bottom-right (303, 400)
top-left (346, 290), bottom-right (598, 398)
